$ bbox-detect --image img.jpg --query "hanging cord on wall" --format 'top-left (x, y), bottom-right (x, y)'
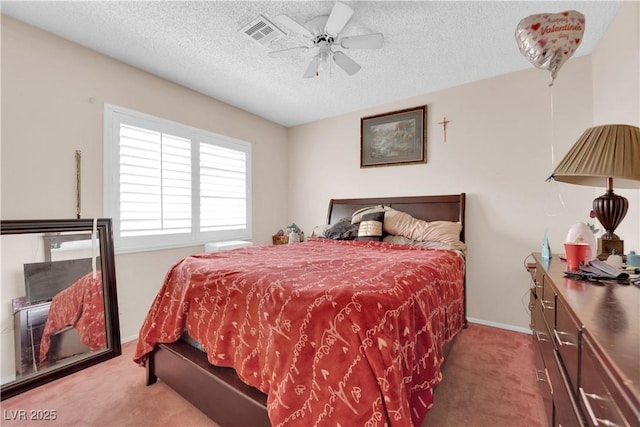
top-left (75, 150), bottom-right (82, 219)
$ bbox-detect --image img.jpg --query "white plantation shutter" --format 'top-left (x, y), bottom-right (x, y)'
top-left (200, 143), bottom-right (247, 232)
top-left (160, 135), bottom-right (192, 232)
top-left (104, 104), bottom-right (252, 253)
top-left (119, 125), bottom-right (192, 236)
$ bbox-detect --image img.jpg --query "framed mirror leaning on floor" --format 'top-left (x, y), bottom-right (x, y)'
top-left (1, 219), bottom-right (120, 400)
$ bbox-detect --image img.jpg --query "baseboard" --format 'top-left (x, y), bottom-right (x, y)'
top-left (467, 317), bottom-right (531, 335)
top-left (1, 374), bottom-right (16, 384)
top-left (121, 334), bottom-right (139, 343)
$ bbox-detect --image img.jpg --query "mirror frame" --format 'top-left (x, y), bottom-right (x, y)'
top-left (1, 218), bottom-right (121, 400)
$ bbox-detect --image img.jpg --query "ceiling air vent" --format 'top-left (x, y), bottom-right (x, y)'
top-left (240, 15), bottom-right (286, 47)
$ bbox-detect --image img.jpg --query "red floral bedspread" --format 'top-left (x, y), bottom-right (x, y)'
top-left (39, 271), bottom-right (106, 362)
top-left (134, 239), bottom-right (465, 426)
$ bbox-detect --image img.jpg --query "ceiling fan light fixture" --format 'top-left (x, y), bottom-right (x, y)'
top-left (268, 1), bottom-right (382, 78)
top-left (318, 42), bottom-right (331, 62)
top-left (318, 59), bottom-right (330, 75)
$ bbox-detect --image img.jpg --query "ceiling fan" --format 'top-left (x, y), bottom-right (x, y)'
top-left (269, 2), bottom-right (384, 78)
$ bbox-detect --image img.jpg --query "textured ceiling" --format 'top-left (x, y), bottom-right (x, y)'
top-left (1, 1), bottom-right (622, 127)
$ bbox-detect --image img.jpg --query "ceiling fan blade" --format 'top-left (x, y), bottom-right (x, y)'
top-left (324, 2), bottom-right (354, 36)
top-left (332, 51), bottom-right (361, 75)
top-left (273, 14), bottom-right (314, 38)
top-left (340, 33), bottom-right (384, 49)
top-left (303, 57), bottom-right (321, 78)
top-left (269, 46), bottom-right (309, 58)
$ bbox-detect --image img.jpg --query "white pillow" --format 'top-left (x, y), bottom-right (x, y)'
top-left (383, 234), bottom-right (467, 255)
top-left (383, 208), bottom-right (464, 249)
top-left (351, 205), bottom-right (387, 224)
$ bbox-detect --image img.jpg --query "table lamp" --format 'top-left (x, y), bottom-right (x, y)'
top-left (551, 124), bottom-right (640, 259)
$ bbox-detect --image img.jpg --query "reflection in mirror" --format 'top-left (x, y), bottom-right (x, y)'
top-left (1, 219), bottom-right (120, 400)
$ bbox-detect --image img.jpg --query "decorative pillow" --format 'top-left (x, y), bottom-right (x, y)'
top-left (357, 211), bottom-right (385, 241)
top-left (311, 224), bottom-right (330, 238)
top-left (323, 217), bottom-right (359, 240)
top-left (383, 234), bottom-right (467, 255)
top-left (351, 205), bottom-right (387, 225)
top-left (383, 208), bottom-right (464, 248)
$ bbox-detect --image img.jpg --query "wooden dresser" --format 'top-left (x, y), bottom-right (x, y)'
top-left (528, 252), bottom-right (639, 427)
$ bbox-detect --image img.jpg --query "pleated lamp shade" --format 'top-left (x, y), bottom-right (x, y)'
top-left (552, 124), bottom-right (640, 188)
top-left (552, 124), bottom-right (640, 256)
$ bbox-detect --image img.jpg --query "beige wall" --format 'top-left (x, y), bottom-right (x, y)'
top-left (591, 0), bottom-right (640, 247)
top-left (1, 1), bottom-right (638, 343)
top-left (287, 3), bottom-right (640, 331)
top-left (1, 16), bottom-right (289, 340)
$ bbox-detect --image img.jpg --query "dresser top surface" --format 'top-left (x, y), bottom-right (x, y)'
top-left (533, 252), bottom-right (639, 401)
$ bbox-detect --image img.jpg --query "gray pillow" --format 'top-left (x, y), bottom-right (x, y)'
top-left (324, 217), bottom-right (359, 240)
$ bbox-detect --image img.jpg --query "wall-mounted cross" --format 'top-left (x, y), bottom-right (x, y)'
top-left (438, 117), bottom-right (451, 142)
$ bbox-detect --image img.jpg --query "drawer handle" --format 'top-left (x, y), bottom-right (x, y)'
top-left (544, 368), bottom-right (553, 395)
top-left (579, 387), bottom-right (623, 427)
top-left (541, 299), bottom-right (554, 310)
top-left (535, 330), bottom-right (549, 343)
top-left (554, 329), bottom-right (576, 347)
top-left (534, 368), bottom-right (553, 394)
top-left (580, 387), bottom-right (600, 426)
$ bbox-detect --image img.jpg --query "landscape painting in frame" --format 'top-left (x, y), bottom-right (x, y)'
top-left (360, 105), bottom-right (427, 168)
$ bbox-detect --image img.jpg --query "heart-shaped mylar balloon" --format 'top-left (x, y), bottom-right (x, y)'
top-left (515, 10), bottom-right (585, 86)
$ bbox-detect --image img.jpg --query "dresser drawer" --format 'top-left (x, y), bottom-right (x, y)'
top-left (554, 297), bottom-right (581, 393)
top-left (533, 301), bottom-right (566, 426)
top-left (541, 274), bottom-right (556, 329)
top-left (529, 288), bottom-right (537, 323)
top-left (553, 349), bottom-right (585, 427)
top-left (532, 264), bottom-right (544, 299)
top-left (529, 253), bottom-right (639, 427)
top-left (579, 335), bottom-right (629, 427)
top-left (532, 301), bottom-right (554, 368)
top-left (532, 331), bottom-right (553, 425)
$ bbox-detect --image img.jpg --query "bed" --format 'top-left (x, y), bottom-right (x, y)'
top-left (135, 194), bottom-right (467, 427)
top-left (17, 256), bottom-right (104, 372)
top-left (39, 270), bottom-right (106, 364)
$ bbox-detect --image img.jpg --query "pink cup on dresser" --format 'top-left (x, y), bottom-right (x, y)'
top-left (564, 242), bottom-right (589, 271)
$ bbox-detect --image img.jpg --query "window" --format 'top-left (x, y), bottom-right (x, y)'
top-left (104, 104), bottom-right (251, 253)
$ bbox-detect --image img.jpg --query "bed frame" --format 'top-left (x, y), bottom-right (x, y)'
top-left (146, 193), bottom-right (466, 426)
top-left (15, 238), bottom-right (97, 377)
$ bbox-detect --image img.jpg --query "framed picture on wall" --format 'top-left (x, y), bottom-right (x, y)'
top-left (360, 105), bottom-right (427, 168)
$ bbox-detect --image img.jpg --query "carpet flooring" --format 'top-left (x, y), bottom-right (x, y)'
top-left (1, 323), bottom-right (547, 426)
top-left (423, 323), bottom-right (548, 426)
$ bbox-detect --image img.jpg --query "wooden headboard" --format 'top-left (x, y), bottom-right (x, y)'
top-left (24, 258), bottom-right (94, 304)
top-left (327, 193), bottom-right (466, 242)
